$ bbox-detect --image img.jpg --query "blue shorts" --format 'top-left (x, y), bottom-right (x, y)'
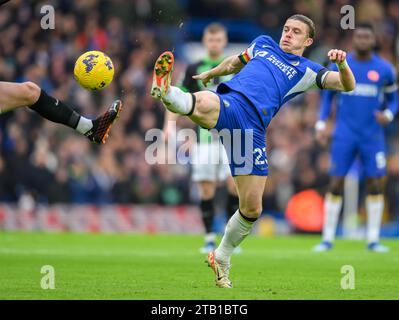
top-left (212, 90), bottom-right (268, 176)
top-left (329, 136), bottom-right (387, 177)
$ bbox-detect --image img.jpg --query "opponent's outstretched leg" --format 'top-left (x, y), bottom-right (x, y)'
top-left (0, 81), bottom-right (122, 144)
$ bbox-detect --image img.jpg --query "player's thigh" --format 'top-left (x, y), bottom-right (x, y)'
top-left (217, 142), bottom-right (233, 186)
top-left (211, 91), bottom-right (268, 177)
top-left (191, 142), bottom-right (220, 184)
top-left (192, 161), bottom-right (218, 182)
top-left (0, 81), bottom-right (39, 111)
top-left (365, 177), bottom-right (384, 194)
top-left (223, 126), bottom-right (268, 177)
top-left (221, 134), bottom-right (236, 196)
top-left (329, 137), bottom-right (357, 176)
top-left (189, 91), bottom-right (220, 129)
top-left (198, 181), bottom-right (217, 200)
top-left (359, 140), bottom-right (387, 177)
top-left (234, 175), bottom-right (267, 218)
top-left (226, 176), bottom-right (238, 196)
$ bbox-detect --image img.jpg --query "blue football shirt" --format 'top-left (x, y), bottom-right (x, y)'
top-left (217, 35), bottom-right (329, 128)
top-left (319, 53), bottom-right (398, 140)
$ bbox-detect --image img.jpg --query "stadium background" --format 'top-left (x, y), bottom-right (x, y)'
top-left (0, 0), bottom-right (398, 236)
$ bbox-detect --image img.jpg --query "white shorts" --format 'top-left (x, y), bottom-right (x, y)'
top-left (191, 142), bottom-right (231, 182)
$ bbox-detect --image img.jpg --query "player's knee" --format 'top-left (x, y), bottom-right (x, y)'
top-left (22, 82), bottom-right (41, 105)
top-left (200, 185), bottom-right (215, 200)
top-left (329, 178), bottom-right (344, 196)
top-left (193, 91), bottom-right (218, 115)
top-left (366, 178), bottom-right (382, 195)
top-left (226, 178), bottom-right (238, 196)
top-left (240, 206), bottom-right (262, 219)
top-left (239, 196), bottom-right (262, 218)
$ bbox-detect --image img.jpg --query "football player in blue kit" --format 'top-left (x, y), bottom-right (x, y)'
top-left (151, 14), bottom-right (356, 288)
top-left (313, 23), bottom-right (398, 253)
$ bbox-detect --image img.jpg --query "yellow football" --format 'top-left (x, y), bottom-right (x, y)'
top-left (74, 50), bottom-right (114, 90)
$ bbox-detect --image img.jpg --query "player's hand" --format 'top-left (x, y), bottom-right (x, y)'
top-left (315, 128), bottom-right (329, 147)
top-left (315, 121), bottom-right (329, 146)
top-left (327, 49), bottom-right (347, 64)
top-left (162, 120), bottom-right (175, 142)
top-left (192, 71), bottom-right (213, 87)
top-left (375, 110), bottom-right (392, 126)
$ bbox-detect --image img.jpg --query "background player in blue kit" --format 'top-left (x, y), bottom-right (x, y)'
top-left (151, 14), bottom-right (356, 288)
top-left (313, 23), bottom-right (398, 253)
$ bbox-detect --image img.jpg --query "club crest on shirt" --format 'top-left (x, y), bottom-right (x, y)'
top-left (367, 70), bottom-right (380, 82)
top-left (223, 99), bottom-right (230, 107)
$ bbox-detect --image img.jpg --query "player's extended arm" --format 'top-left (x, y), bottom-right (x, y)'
top-left (384, 88), bottom-right (398, 119)
top-left (323, 49), bottom-right (356, 92)
top-left (315, 89), bottom-right (336, 146)
top-left (192, 55), bottom-right (244, 87)
top-left (375, 85), bottom-right (399, 125)
top-left (318, 89), bottom-right (336, 122)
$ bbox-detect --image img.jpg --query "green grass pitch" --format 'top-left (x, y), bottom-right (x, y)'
top-left (0, 232), bottom-right (398, 300)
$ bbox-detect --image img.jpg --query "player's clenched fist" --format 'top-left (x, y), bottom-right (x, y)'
top-left (328, 49), bottom-right (347, 64)
top-left (315, 128), bottom-right (329, 147)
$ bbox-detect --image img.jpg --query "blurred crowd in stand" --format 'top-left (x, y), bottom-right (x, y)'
top-left (0, 0), bottom-right (398, 220)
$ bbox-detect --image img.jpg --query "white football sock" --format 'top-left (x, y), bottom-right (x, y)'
top-left (76, 116), bottom-right (93, 135)
top-left (366, 194), bottom-right (384, 244)
top-left (162, 86), bottom-right (193, 115)
top-left (215, 210), bottom-right (255, 265)
top-left (322, 193), bottom-right (343, 243)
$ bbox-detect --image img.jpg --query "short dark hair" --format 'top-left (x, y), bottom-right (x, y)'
top-left (287, 14), bottom-right (315, 39)
top-left (203, 22), bottom-right (227, 36)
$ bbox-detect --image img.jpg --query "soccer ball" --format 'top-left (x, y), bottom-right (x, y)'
top-left (74, 51), bottom-right (114, 90)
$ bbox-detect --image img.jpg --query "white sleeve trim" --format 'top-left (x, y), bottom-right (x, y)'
top-left (320, 71), bottom-right (330, 89)
top-left (383, 109), bottom-right (394, 122)
top-left (384, 83), bottom-right (398, 93)
top-left (247, 43), bottom-right (256, 59)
